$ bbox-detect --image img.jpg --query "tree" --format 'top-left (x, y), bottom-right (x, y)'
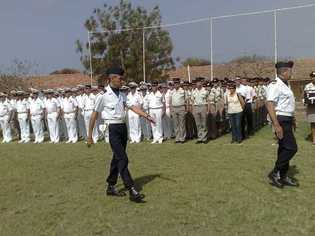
top-left (76, 0), bottom-right (174, 83)
top-left (181, 57), bottom-right (211, 67)
top-left (50, 68), bottom-right (81, 75)
top-left (0, 59), bottom-right (38, 92)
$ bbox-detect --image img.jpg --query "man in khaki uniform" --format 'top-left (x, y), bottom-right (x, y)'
top-left (170, 78), bottom-right (186, 143)
top-left (191, 77), bottom-right (209, 143)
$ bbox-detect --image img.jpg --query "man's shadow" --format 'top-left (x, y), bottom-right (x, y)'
top-left (287, 165), bottom-right (299, 181)
top-left (119, 174), bottom-right (176, 192)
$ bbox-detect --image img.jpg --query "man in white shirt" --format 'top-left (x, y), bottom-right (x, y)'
top-left (145, 81), bottom-right (165, 144)
top-left (75, 86), bottom-right (87, 140)
top-left (61, 89), bottom-right (78, 143)
top-left (237, 78), bottom-right (254, 139)
top-left (266, 61), bottom-right (298, 188)
top-left (44, 89), bottom-right (61, 143)
top-left (15, 91), bottom-right (31, 143)
top-left (87, 67), bottom-right (154, 203)
top-left (83, 86), bottom-right (99, 143)
top-left (0, 93), bottom-right (13, 143)
top-left (139, 85), bottom-right (152, 141)
top-left (29, 90), bottom-right (45, 143)
top-left (126, 82), bottom-right (143, 143)
top-left (162, 82), bottom-right (174, 140)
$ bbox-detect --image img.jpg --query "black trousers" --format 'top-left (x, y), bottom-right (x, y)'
top-left (107, 123), bottom-right (134, 189)
top-left (274, 116), bottom-right (298, 178)
top-left (241, 103), bottom-right (253, 138)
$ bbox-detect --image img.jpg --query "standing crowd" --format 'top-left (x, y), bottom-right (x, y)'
top-left (0, 76), bottom-right (270, 145)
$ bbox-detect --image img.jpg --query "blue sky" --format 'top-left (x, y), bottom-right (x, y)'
top-left (1, 0), bottom-right (315, 74)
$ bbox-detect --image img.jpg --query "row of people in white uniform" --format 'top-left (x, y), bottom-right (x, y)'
top-left (0, 79), bottom-right (268, 144)
top-left (0, 86), bottom-right (103, 144)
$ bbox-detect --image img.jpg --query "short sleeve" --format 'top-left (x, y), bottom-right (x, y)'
top-left (266, 84), bottom-right (279, 102)
top-left (94, 95), bottom-right (104, 113)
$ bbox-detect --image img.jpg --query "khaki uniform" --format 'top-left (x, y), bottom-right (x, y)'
top-left (171, 87), bottom-right (186, 142)
top-left (191, 87), bottom-right (209, 142)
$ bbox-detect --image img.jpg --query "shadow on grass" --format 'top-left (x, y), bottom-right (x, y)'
top-left (288, 165), bottom-right (299, 181)
top-left (134, 174), bottom-right (176, 191)
top-left (119, 174), bottom-right (176, 192)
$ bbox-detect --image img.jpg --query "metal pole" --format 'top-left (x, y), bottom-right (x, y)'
top-left (187, 64), bottom-right (191, 83)
top-left (210, 17), bottom-right (214, 81)
top-left (142, 29), bottom-right (146, 83)
top-left (274, 10), bottom-right (278, 76)
top-left (88, 31), bottom-right (93, 86)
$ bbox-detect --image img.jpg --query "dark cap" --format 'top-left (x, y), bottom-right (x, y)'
top-left (275, 61), bottom-right (294, 69)
top-left (106, 67), bottom-right (125, 77)
top-left (310, 71), bottom-right (315, 77)
top-left (152, 81), bottom-right (159, 86)
top-left (173, 78), bottom-right (181, 84)
top-left (195, 77), bottom-right (205, 83)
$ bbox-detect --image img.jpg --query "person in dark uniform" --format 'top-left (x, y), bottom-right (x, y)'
top-left (266, 61), bottom-right (298, 188)
top-left (87, 67), bottom-right (155, 203)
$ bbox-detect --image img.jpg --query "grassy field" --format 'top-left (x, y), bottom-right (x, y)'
top-left (0, 121), bottom-right (315, 236)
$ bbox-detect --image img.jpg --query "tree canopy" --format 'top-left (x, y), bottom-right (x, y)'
top-left (76, 0), bottom-right (174, 82)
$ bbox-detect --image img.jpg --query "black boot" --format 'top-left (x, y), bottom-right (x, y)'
top-left (281, 176), bottom-right (299, 187)
top-left (129, 187), bottom-right (145, 203)
top-left (106, 185), bottom-right (126, 197)
top-left (268, 170), bottom-right (283, 188)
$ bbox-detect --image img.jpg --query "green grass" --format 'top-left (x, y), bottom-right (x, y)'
top-left (0, 122), bottom-right (315, 236)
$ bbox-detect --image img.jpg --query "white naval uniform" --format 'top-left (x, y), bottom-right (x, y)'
top-left (127, 91), bottom-right (143, 143)
top-left (83, 93), bottom-right (99, 143)
top-left (29, 98), bottom-right (45, 143)
top-left (76, 94), bottom-right (87, 139)
top-left (57, 96), bottom-right (68, 140)
top-left (145, 91), bottom-right (165, 143)
top-left (94, 85), bottom-right (128, 127)
top-left (266, 77), bottom-right (295, 117)
top-left (141, 92), bottom-right (152, 140)
top-left (45, 98), bottom-right (61, 143)
top-left (15, 99), bottom-right (30, 143)
top-left (0, 100), bottom-right (13, 143)
top-left (61, 96), bottom-right (78, 143)
top-left (163, 89), bottom-right (174, 139)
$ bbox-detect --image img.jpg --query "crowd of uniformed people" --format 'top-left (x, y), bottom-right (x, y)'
top-left (0, 76), bottom-right (270, 145)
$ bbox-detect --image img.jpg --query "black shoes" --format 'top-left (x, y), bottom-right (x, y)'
top-left (268, 171), bottom-right (283, 188)
top-left (281, 176), bottom-right (299, 187)
top-left (106, 185), bottom-right (126, 197)
top-left (106, 185), bottom-right (145, 203)
top-left (175, 141), bottom-right (185, 144)
top-left (129, 187), bottom-right (145, 203)
top-left (268, 171), bottom-right (299, 188)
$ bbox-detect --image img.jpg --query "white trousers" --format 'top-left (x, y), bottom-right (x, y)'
top-left (84, 110), bottom-right (99, 143)
top-left (18, 115), bottom-right (30, 142)
top-left (64, 114), bottom-right (78, 143)
top-left (31, 115), bottom-right (44, 143)
top-left (47, 112), bottom-right (60, 143)
top-left (128, 110), bottom-right (141, 143)
top-left (0, 115), bottom-right (12, 143)
top-left (150, 108), bottom-right (163, 142)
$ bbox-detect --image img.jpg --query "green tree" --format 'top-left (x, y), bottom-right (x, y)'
top-left (181, 57), bottom-right (211, 67)
top-left (76, 0), bottom-right (174, 83)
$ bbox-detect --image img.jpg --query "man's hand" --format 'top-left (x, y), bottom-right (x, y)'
top-left (274, 124), bottom-right (284, 140)
top-left (146, 115), bottom-right (155, 124)
top-left (87, 136), bottom-right (93, 148)
top-left (293, 119), bottom-right (297, 132)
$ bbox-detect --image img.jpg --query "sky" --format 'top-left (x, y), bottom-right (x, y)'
top-left (1, 0), bottom-right (315, 74)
